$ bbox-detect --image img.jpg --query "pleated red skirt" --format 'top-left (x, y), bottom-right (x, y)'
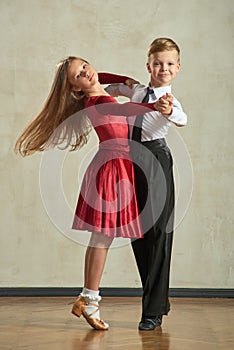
top-left (72, 146), bottom-right (143, 238)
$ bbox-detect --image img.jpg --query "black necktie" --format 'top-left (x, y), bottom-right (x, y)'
top-left (131, 87), bottom-right (154, 142)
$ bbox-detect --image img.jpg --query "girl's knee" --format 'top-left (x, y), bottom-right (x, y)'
top-left (89, 233), bottom-right (113, 248)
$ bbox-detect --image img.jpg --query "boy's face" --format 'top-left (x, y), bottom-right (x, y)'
top-left (147, 49), bottom-right (180, 87)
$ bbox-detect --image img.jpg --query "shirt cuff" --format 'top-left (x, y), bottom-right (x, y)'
top-left (167, 107), bottom-right (187, 125)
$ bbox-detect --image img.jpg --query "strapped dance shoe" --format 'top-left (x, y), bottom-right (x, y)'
top-left (71, 296), bottom-right (109, 330)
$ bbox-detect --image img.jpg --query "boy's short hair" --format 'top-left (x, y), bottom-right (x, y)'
top-left (148, 37), bottom-right (180, 60)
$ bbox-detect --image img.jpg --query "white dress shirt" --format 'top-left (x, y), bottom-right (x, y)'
top-left (105, 83), bottom-right (187, 141)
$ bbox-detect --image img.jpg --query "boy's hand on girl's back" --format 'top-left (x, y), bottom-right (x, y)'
top-left (124, 78), bottom-right (140, 88)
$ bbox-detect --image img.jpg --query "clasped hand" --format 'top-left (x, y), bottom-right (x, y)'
top-left (154, 93), bottom-right (173, 115)
top-left (124, 79), bottom-right (173, 116)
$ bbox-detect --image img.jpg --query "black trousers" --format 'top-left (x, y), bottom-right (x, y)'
top-left (130, 139), bottom-right (174, 317)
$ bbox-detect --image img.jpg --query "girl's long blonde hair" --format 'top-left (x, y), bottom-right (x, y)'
top-left (15, 56), bottom-right (92, 156)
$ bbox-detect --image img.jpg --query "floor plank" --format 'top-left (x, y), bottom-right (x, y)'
top-left (0, 297), bottom-right (233, 349)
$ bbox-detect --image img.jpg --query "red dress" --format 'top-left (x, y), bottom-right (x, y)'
top-left (72, 95), bottom-right (155, 238)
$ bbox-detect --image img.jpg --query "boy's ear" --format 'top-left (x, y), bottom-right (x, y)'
top-left (176, 62), bottom-right (181, 72)
top-left (146, 62), bottom-right (151, 73)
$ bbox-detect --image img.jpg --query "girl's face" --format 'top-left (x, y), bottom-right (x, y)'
top-left (147, 50), bottom-right (180, 87)
top-left (67, 59), bottom-right (98, 93)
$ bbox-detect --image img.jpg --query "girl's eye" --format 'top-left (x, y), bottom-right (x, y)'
top-left (83, 64), bottom-right (87, 69)
top-left (76, 74), bottom-right (81, 79)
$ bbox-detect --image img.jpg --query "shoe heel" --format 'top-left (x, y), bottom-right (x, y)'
top-left (71, 303), bottom-right (82, 318)
top-left (71, 297), bottom-right (84, 317)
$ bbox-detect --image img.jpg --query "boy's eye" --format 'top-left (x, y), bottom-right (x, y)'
top-left (76, 74), bottom-right (81, 79)
top-left (83, 64), bottom-right (87, 69)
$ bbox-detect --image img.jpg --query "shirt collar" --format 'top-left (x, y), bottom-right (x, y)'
top-left (148, 85), bottom-right (171, 99)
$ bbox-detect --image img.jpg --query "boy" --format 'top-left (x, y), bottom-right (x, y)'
top-left (106, 38), bottom-right (187, 330)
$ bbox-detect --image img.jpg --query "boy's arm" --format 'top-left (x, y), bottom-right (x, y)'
top-left (167, 97), bottom-right (187, 126)
top-left (105, 83), bottom-right (135, 99)
top-left (98, 72), bottom-right (139, 99)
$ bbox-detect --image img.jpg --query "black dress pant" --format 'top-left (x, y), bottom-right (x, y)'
top-left (130, 139), bottom-right (174, 317)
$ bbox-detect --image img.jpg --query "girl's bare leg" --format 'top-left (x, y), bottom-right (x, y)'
top-left (72, 233), bottom-right (114, 330)
top-left (84, 233), bottom-right (114, 290)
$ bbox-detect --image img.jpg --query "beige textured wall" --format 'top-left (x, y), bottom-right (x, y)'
top-left (0, 0), bottom-right (233, 288)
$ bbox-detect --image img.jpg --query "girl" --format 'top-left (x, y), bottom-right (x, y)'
top-left (15, 56), bottom-right (158, 330)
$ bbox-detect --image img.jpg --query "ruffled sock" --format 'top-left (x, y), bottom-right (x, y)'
top-left (80, 288), bottom-right (101, 319)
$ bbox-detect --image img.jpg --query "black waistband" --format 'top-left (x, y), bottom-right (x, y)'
top-left (141, 138), bottom-right (166, 147)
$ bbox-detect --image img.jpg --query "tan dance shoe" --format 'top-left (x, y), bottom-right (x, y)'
top-left (71, 296), bottom-right (109, 330)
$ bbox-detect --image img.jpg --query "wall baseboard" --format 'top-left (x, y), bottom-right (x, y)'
top-left (0, 288), bottom-right (233, 298)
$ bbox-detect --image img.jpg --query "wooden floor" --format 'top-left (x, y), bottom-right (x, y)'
top-left (0, 297), bottom-right (233, 350)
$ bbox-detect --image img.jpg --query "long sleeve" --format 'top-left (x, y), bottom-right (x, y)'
top-left (167, 97), bottom-right (187, 126)
top-left (98, 72), bottom-right (130, 85)
top-left (93, 96), bottom-right (156, 117)
top-left (105, 83), bottom-right (136, 99)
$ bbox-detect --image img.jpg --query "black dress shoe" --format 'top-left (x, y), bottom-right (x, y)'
top-left (138, 315), bottom-right (163, 330)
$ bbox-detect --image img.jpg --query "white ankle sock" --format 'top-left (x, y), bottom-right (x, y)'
top-left (80, 288), bottom-right (101, 319)
top-left (81, 288), bottom-right (100, 300)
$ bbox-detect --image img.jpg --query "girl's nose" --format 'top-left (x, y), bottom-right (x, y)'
top-left (80, 71), bottom-right (89, 78)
